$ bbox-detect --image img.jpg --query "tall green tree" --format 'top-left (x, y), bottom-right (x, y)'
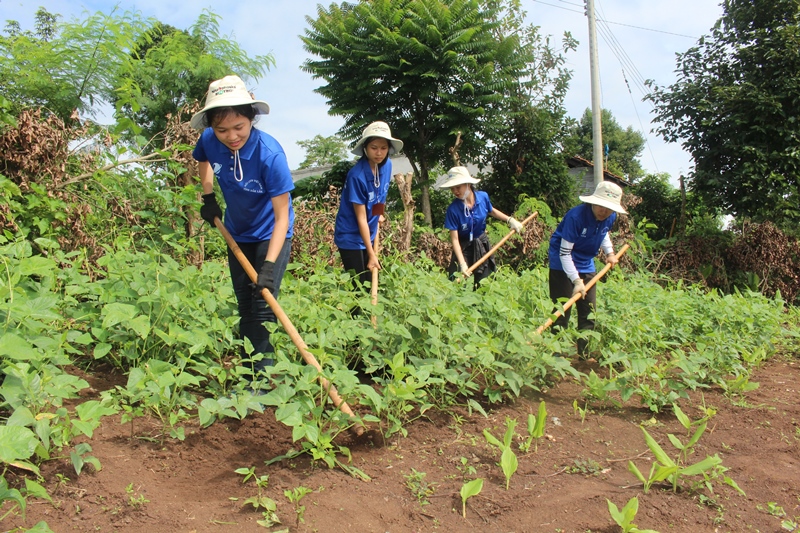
top-left (301, 0), bottom-right (547, 224)
top-left (561, 108), bottom-right (645, 182)
top-left (483, 8), bottom-right (576, 217)
top-left (647, 0), bottom-right (800, 226)
top-left (296, 134), bottom-right (349, 169)
top-left (113, 11), bottom-right (275, 146)
top-left (0, 7), bottom-right (148, 121)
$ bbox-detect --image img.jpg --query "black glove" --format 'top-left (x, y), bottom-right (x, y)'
top-left (200, 193), bottom-right (222, 225)
top-left (255, 260), bottom-right (276, 296)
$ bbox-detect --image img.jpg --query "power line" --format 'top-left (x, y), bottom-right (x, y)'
top-left (531, 0), bottom-right (700, 39)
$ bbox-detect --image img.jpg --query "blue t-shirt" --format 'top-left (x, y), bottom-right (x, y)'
top-left (548, 203), bottom-right (616, 273)
top-left (193, 127), bottom-right (295, 243)
top-left (334, 157), bottom-right (392, 250)
top-left (444, 190), bottom-right (493, 243)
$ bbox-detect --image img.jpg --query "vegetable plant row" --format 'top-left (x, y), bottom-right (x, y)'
top-left (0, 235), bottom-right (793, 517)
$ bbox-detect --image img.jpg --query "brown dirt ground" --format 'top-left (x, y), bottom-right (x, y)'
top-left (5, 355), bottom-right (800, 533)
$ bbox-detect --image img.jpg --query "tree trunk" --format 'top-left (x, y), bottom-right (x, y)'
top-left (421, 181), bottom-right (432, 226)
top-left (394, 172), bottom-right (415, 252)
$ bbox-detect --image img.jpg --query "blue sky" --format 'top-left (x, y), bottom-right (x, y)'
top-left (3, 0), bottom-right (723, 181)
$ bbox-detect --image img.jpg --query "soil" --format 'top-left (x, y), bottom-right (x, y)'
top-left (6, 355), bottom-right (800, 533)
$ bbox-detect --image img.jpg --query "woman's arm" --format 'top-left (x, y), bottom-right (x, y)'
top-left (449, 230), bottom-right (469, 273)
top-left (265, 192), bottom-right (290, 262)
top-left (354, 203), bottom-right (380, 270)
top-left (199, 161), bottom-right (214, 194)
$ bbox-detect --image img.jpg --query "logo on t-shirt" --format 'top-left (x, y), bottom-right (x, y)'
top-left (212, 163), bottom-right (222, 176)
top-left (368, 191), bottom-right (375, 202)
top-left (243, 179), bottom-right (264, 193)
top-left (581, 228), bottom-right (587, 237)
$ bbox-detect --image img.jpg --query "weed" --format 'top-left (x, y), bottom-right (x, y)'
top-left (565, 458), bottom-right (604, 476)
top-left (284, 486), bottom-right (312, 525)
top-left (125, 483), bottom-right (149, 508)
top-left (234, 466), bottom-right (279, 527)
top-left (758, 502), bottom-right (786, 517)
top-left (404, 469), bottom-right (436, 506)
top-left (456, 456), bottom-right (477, 479)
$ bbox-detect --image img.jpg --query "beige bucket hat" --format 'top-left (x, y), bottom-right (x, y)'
top-left (351, 121), bottom-right (404, 156)
top-left (190, 75), bottom-right (270, 130)
top-left (437, 166), bottom-right (481, 189)
top-left (579, 181), bottom-right (627, 214)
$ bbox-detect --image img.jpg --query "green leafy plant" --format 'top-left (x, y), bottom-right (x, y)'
top-left (520, 401), bottom-right (547, 453)
top-left (628, 406), bottom-right (745, 496)
top-left (234, 467), bottom-right (279, 527)
top-left (125, 483), bottom-right (149, 508)
top-left (483, 417), bottom-right (519, 490)
top-left (284, 486), bottom-right (313, 526)
top-left (459, 478), bottom-right (483, 518)
top-left (607, 497), bottom-right (659, 533)
top-left (404, 469), bottom-right (436, 507)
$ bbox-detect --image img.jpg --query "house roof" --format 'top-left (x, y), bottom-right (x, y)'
top-left (566, 156), bottom-right (631, 187)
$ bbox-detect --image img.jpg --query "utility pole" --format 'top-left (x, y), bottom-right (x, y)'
top-left (586, 0), bottom-right (604, 186)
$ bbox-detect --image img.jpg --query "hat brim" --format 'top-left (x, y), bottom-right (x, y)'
top-left (351, 137), bottom-right (404, 156)
top-left (437, 175), bottom-right (480, 190)
top-left (190, 100), bottom-right (270, 130)
top-left (579, 194), bottom-right (628, 214)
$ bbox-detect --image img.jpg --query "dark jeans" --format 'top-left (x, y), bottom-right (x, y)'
top-left (339, 247), bottom-right (373, 290)
top-left (228, 238), bottom-right (292, 375)
top-left (549, 269), bottom-right (596, 355)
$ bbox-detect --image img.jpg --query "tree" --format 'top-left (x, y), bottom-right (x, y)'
top-left (627, 173), bottom-right (682, 240)
top-left (0, 7), bottom-right (148, 122)
top-left (296, 134), bottom-right (349, 169)
top-left (646, 0), bottom-right (800, 226)
top-left (562, 108), bottom-right (645, 182)
top-left (113, 11), bottom-right (275, 146)
top-left (301, 0), bottom-right (551, 224)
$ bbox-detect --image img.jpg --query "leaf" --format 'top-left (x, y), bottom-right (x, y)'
top-left (0, 333), bottom-right (36, 360)
top-left (641, 426), bottom-right (675, 468)
top-left (0, 426), bottom-right (39, 463)
top-left (101, 302), bottom-right (138, 328)
top-left (24, 478), bottom-right (52, 502)
top-left (500, 447), bottom-right (518, 490)
top-left (483, 429), bottom-right (502, 449)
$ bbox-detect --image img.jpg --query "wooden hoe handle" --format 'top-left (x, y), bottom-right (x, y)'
top-left (464, 211), bottom-right (539, 278)
top-left (214, 218), bottom-right (364, 433)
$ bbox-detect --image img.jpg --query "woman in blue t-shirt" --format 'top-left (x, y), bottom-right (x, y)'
top-left (440, 166), bottom-right (524, 287)
top-left (547, 181), bottom-right (626, 357)
top-left (191, 75), bottom-right (295, 385)
top-left (334, 121), bottom-right (403, 289)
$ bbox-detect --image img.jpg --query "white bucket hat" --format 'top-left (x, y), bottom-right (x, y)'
top-left (351, 121), bottom-right (404, 156)
top-left (190, 75), bottom-right (270, 130)
top-left (437, 166), bottom-right (481, 189)
top-left (579, 181), bottom-right (627, 214)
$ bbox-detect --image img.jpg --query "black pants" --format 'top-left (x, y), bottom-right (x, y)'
top-left (339, 247), bottom-right (373, 290)
top-left (549, 269), bottom-right (596, 355)
top-left (228, 238), bottom-right (292, 375)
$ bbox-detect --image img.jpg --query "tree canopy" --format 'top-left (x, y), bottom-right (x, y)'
top-left (647, 0), bottom-right (800, 226)
top-left (296, 134), bottom-right (349, 169)
top-left (561, 108), bottom-right (645, 182)
top-left (301, 0), bottom-right (566, 223)
top-left (113, 12), bottom-right (275, 146)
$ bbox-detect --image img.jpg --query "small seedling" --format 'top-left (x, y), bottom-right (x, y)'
top-left (572, 399), bottom-right (589, 424)
top-left (520, 401), bottom-right (547, 453)
top-left (125, 483), bottom-right (149, 508)
top-left (483, 417), bottom-right (519, 490)
top-left (459, 478), bottom-right (483, 518)
top-left (235, 467), bottom-right (279, 527)
top-left (457, 457), bottom-right (476, 479)
top-left (607, 496), bottom-right (658, 533)
top-left (404, 469), bottom-right (436, 506)
top-left (758, 502), bottom-right (786, 517)
top-left (284, 486), bottom-right (312, 525)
